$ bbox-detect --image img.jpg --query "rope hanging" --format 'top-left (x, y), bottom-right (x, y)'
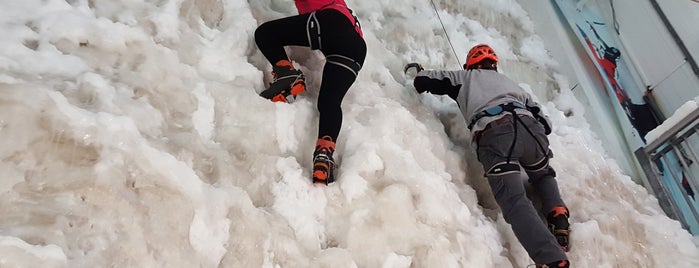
top-left (429, 0), bottom-right (461, 69)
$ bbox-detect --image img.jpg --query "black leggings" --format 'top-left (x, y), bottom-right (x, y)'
top-left (254, 9), bottom-right (367, 141)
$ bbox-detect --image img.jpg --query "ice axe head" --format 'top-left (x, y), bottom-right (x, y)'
top-left (404, 63), bottom-right (424, 74)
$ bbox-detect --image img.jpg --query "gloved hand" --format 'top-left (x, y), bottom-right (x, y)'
top-left (404, 62), bottom-right (424, 74)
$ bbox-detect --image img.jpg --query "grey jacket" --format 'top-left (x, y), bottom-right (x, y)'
top-left (413, 69), bottom-right (552, 137)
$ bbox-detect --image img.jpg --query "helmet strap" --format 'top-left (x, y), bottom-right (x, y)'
top-left (465, 58), bottom-right (497, 71)
top-left (466, 62), bottom-right (497, 71)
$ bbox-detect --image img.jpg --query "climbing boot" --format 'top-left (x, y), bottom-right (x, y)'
top-left (312, 136), bottom-right (336, 185)
top-left (547, 206), bottom-right (570, 252)
top-left (260, 60), bottom-right (305, 103)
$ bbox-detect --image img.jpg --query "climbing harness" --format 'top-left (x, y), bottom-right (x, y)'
top-left (306, 12), bottom-right (322, 50)
top-left (468, 102), bottom-right (526, 130)
top-left (306, 3), bottom-right (362, 50)
top-left (472, 102), bottom-right (550, 170)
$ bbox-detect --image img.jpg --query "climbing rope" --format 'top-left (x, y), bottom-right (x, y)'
top-left (429, 0), bottom-right (461, 69)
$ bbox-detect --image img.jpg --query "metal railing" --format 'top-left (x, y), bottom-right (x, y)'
top-left (635, 106), bottom-right (699, 234)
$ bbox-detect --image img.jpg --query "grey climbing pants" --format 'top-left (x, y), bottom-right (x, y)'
top-left (476, 114), bottom-right (567, 264)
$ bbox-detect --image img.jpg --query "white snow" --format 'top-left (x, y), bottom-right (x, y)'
top-left (645, 96), bottom-right (699, 144)
top-left (0, 0), bottom-right (697, 267)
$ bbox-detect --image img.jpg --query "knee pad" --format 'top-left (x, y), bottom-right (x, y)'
top-left (326, 54), bottom-right (362, 78)
top-left (485, 162), bottom-right (521, 177)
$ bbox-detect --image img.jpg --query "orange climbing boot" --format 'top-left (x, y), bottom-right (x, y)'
top-left (547, 206), bottom-right (570, 252)
top-left (259, 60), bottom-right (305, 103)
top-left (312, 136), bottom-right (336, 185)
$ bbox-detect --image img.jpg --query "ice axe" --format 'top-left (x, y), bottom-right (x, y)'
top-left (403, 63), bottom-right (424, 74)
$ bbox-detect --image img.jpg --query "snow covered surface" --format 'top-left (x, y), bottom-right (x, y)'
top-left (645, 96), bottom-right (699, 144)
top-left (0, 0), bottom-right (698, 267)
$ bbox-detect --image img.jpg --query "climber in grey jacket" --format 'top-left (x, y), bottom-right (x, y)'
top-left (406, 44), bottom-right (571, 268)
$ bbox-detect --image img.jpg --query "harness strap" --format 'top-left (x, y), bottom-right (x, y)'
top-left (319, 1), bottom-right (361, 27)
top-left (472, 102), bottom-right (550, 166)
top-left (347, 8), bottom-right (361, 30)
top-left (516, 114), bottom-right (549, 160)
top-left (306, 12), bottom-right (322, 50)
top-left (305, 7), bottom-right (362, 50)
top-left (506, 110), bottom-right (518, 163)
top-left (468, 102), bottom-right (526, 130)
top-left (326, 54), bottom-right (362, 77)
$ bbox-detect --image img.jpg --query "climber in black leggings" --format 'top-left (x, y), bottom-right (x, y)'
top-left (254, 1), bottom-right (366, 185)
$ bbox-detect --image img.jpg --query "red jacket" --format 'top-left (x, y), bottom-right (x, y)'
top-left (584, 37), bottom-right (628, 103)
top-left (295, 0), bottom-right (362, 37)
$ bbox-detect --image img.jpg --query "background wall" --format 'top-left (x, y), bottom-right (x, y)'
top-left (661, 0), bottom-right (699, 65)
top-left (592, 0), bottom-right (699, 117)
top-left (517, 0), bottom-right (640, 182)
top-left (518, 0), bottom-right (699, 187)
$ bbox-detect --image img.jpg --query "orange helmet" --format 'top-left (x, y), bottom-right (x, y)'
top-left (465, 44), bottom-right (498, 70)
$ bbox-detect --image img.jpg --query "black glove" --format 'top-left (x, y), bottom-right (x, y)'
top-left (404, 63), bottom-right (424, 74)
